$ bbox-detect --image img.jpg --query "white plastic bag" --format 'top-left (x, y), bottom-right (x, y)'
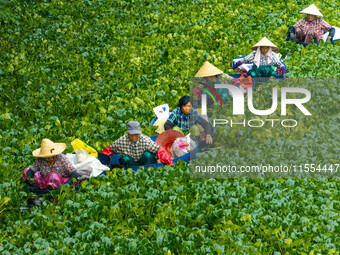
top-left (152, 104), bottom-right (170, 134)
top-left (66, 154), bottom-right (110, 178)
top-left (153, 104), bottom-right (170, 119)
top-left (170, 136), bottom-right (197, 158)
top-left (75, 149), bottom-right (90, 163)
top-left (153, 104), bottom-right (170, 120)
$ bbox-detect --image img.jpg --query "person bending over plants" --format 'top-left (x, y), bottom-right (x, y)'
top-left (23, 139), bottom-right (79, 191)
top-left (193, 61), bottom-right (231, 107)
top-left (108, 121), bottom-right (173, 166)
top-left (287, 4), bottom-right (335, 43)
top-left (233, 37), bottom-right (286, 78)
top-left (164, 95), bottom-right (213, 147)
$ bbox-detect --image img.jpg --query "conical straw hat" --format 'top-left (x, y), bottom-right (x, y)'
top-left (155, 130), bottom-right (185, 154)
top-left (32, 139), bottom-right (66, 158)
top-left (251, 37), bottom-right (279, 51)
top-left (300, 4), bottom-right (323, 17)
top-left (195, 61), bottom-right (224, 77)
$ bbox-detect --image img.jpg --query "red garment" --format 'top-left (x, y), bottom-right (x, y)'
top-left (232, 74), bottom-right (253, 91)
top-left (22, 168), bottom-right (68, 190)
top-left (157, 147), bottom-right (173, 165)
top-left (101, 145), bottom-right (113, 155)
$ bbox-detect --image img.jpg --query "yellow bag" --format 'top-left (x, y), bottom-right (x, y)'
top-left (154, 119), bottom-right (167, 134)
top-left (71, 139), bottom-right (98, 158)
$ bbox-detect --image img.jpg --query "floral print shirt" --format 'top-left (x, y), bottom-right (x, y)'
top-left (30, 154), bottom-right (76, 177)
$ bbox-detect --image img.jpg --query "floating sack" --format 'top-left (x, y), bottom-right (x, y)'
top-left (238, 74), bottom-right (253, 91)
top-left (66, 153), bottom-right (110, 178)
top-left (334, 27), bottom-right (340, 40)
top-left (75, 149), bottom-right (90, 163)
top-left (232, 74), bottom-right (253, 92)
top-left (71, 139), bottom-right (98, 158)
top-left (170, 136), bottom-right (197, 158)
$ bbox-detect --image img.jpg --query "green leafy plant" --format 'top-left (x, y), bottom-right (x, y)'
top-left (0, 0), bottom-right (339, 254)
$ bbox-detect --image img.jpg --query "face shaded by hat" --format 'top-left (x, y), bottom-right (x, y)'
top-left (127, 121), bottom-right (142, 143)
top-left (32, 139), bottom-right (66, 158)
top-left (127, 121), bottom-right (142, 135)
top-left (260, 46), bottom-right (270, 55)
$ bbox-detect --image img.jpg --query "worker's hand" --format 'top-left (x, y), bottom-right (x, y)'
top-left (47, 185), bottom-right (55, 190)
top-left (283, 73), bottom-right (287, 80)
top-left (206, 134), bottom-right (213, 144)
top-left (48, 184), bottom-right (62, 190)
top-left (233, 61), bottom-right (242, 70)
top-left (25, 179), bottom-right (36, 191)
top-left (326, 36), bottom-right (332, 42)
top-left (25, 178), bottom-right (35, 186)
top-left (289, 32), bottom-right (296, 41)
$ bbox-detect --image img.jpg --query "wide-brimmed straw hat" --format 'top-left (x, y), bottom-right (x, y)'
top-left (156, 130), bottom-right (185, 154)
top-left (300, 4), bottom-right (323, 17)
top-left (251, 37), bottom-right (279, 51)
top-left (32, 139), bottom-right (66, 158)
top-left (195, 61), bottom-right (224, 77)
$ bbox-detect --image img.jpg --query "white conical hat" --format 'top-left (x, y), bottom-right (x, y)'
top-left (300, 4), bottom-right (323, 17)
top-left (251, 37), bottom-right (279, 51)
top-left (195, 61), bottom-right (224, 77)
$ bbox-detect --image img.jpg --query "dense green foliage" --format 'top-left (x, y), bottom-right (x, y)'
top-left (0, 0), bottom-right (17, 22)
top-left (1, 167), bottom-right (339, 254)
top-left (0, 0), bottom-right (339, 254)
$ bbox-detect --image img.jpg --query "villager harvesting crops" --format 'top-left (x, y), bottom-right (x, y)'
top-left (164, 95), bottom-right (213, 146)
top-left (232, 37), bottom-right (287, 78)
top-left (287, 4), bottom-right (335, 43)
top-left (106, 121), bottom-right (173, 166)
top-left (193, 61), bottom-right (231, 106)
top-left (23, 139), bottom-right (79, 190)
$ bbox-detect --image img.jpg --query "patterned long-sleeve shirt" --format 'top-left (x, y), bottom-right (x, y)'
top-left (242, 51), bottom-right (283, 69)
top-left (165, 107), bottom-right (212, 134)
top-left (110, 134), bottom-right (160, 161)
top-left (30, 154), bottom-right (76, 177)
top-left (293, 17), bottom-right (332, 39)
